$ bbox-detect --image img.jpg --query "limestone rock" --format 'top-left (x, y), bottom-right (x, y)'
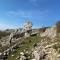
top-left (40, 27), bottom-right (56, 39)
top-left (32, 46), bottom-right (46, 60)
top-left (23, 21), bottom-right (32, 37)
top-left (20, 55), bottom-right (26, 60)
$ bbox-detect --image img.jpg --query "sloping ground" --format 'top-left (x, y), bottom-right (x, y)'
top-left (0, 26), bottom-right (60, 60)
top-left (5, 34), bottom-right (60, 60)
top-left (6, 36), bottom-right (42, 60)
top-left (0, 36), bottom-right (10, 52)
top-left (0, 30), bottom-right (10, 52)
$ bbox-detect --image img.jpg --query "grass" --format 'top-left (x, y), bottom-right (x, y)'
top-left (5, 34), bottom-right (60, 60)
top-left (6, 36), bottom-right (42, 60)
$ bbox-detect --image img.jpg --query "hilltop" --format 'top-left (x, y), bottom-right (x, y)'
top-left (0, 21), bottom-right (60, 60)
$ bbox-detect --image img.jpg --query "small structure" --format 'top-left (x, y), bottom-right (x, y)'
top-left (23, 21), bottom-right (33, 37)
top-left (9, 21), bottom-right (33, 40)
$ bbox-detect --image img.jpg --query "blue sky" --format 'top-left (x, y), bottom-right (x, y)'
top-left (0, 0), bottom-right (60, 29)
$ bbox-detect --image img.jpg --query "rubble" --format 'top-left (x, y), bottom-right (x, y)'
top-left (0, 21), bottom-right (60, 60)
top-left (32, 46), bottom-right (46, 60)
top-left (23, 21), bottom-right (33, 37)
top-left (40, 26), bottom-right (56, 39)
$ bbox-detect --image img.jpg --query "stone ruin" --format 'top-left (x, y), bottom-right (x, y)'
top-left (9, 21), bottom-right (33, 38)
top-left (23, 21), bottom-right (33, 37)
top-left (9, 21), bottom-right (33, 44)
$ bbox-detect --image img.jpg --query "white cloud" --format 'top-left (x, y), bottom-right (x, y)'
top-left (0, 23), bottom-right (18, 30)
top-left (6, 10), bottom-right (49, 18)
top-left (6, 10), bottom-right (32, 18)
top-left (0, 10), bottom-right (49, 30)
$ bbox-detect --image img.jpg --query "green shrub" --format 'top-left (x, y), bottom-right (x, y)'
top-left (56, 21), bottom-right (60, 33)
top-left (0, 31), bottom-right (10, 39)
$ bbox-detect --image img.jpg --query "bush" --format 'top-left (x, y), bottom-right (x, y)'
top-left (0, 31), bottom-right (10, 39)
top-left (56, 21), bottom-right (60, 33)
top-left (39, 27), bottom-right (49, 33)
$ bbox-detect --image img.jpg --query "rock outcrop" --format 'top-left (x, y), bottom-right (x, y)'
top-left (32, 46), bottom-right (46, 60)
top-left (32, 44), bottom-right (60, 60)
top-left (40, 26), bottom-right (56, 39)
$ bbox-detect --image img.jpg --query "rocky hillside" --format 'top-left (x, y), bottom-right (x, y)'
top-left (0, 21), bottom-right (60, 60)
top-left (4, 27), bottom-right (60, 60)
